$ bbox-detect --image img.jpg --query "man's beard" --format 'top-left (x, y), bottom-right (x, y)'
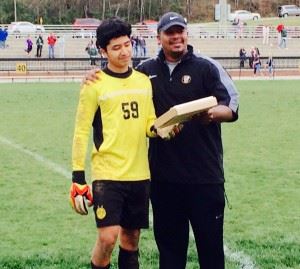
top-left (169, 50), bottom-right (185, 60)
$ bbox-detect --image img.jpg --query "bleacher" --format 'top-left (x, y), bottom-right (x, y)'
top-left (0, 24), bottom-right (300, 59)
top-left (0, 24), bottom-right (299, 82)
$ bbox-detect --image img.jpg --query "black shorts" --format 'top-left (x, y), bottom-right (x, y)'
top-left (92, 179), bottom-right (150, 229)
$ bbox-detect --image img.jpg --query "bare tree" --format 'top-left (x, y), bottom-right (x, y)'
top-left (102, 0), bottom-right (106, 20)
top-left (127, 0), bottom-right (131, 21)
top-left (140, 0), bottom-right (144, 22)
top-left (186, 0), bottom-right (191, 20)
top-left (148, 0), bottom-right (152, 19)
top-left (115, 3), bottom-right (120, 16)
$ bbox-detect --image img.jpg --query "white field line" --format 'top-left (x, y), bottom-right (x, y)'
top-left (1, 135), bottom-right (257, 269)
top-left (187, 224), bottom-right (257, 269)
top-left (224, 244), bottom-right (257, 269)
top-left (0, 135), bottom-right (69, 179)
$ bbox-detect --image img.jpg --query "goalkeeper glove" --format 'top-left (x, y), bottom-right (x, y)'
top-left (70, 172), bottom-right (93, 215)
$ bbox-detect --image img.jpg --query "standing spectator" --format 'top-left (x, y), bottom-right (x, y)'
top-left (276, 23), bottom-right (284, 47)
top-left (265, 56), bottom-right (274, 78)
top-left (233, 17), bottom-right (243, 38)
top-left (25, 36), bottom-right (33, 55)
top-left (253, 47), bottom-right (262, 76)
top-left (279, 26), bottom-right (288, 49)
top-left (85, 39), bottom-right (98, 65)
top-left (0, 27), bottom-right (5, 48)
top-left (2, 28), bottom-right (8, 48)
top-left (131, 35), bottom-right (138, 57)
top-left (47, 33), bottom-right (57, 58)
top-left (138, 35), bottom-right (147, 57)
top-left (36, 34), bottom-right (44, 57)
top-left (249, 46), bottom-right (255, 68)
top-left (237, 18), bottom-right (244, 38)
top-left (239, 47), bottom-right (247, 68)
top-left (262, 25), bottom-right (270, 45)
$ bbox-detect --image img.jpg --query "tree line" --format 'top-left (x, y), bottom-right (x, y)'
top-left (0, 0), bottom-right (299, 24)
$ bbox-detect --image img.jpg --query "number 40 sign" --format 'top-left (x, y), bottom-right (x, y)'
top-left (16, 62), bottom-right (27, 73)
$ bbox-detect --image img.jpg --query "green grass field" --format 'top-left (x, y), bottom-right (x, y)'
top-left (0, 80), bottom-right (299, 269)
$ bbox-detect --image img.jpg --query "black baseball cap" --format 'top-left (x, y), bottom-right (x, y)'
top-left (157, 12), bottom-right (187, 32)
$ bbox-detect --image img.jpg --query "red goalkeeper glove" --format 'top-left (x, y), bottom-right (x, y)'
top-left (70, 182), bottom-right (93, 215)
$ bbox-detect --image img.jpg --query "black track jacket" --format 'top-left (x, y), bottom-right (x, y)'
top-left (137, 45), bottom-right (239, 184)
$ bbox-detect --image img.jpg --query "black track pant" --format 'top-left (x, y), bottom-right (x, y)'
top-left (151, 181), bottom-right (225, 269)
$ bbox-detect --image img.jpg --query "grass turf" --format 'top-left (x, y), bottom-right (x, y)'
top-left (0, 80), bottom-right (299, 269)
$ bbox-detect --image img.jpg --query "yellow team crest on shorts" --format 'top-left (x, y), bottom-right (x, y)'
top-left (96, 205), bottom-right (106, 220)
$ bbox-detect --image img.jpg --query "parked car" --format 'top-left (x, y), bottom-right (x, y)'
top-left (228, 10), bottom-right (261, 22)
top-left (8, 21), bottom-right (45, 34)
top-left (72, 18), bottom-right (101, 30)
top-left (278, 5), bottom-right (300, 17)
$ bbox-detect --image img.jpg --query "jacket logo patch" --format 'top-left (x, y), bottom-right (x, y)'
top-left (181, 75), bottom-right (191, 84)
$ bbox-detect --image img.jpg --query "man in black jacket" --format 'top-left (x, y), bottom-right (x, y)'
top-left (84, 12), bottom-right (239, 269)
top-left (137, 12), bottom-right (239, 269)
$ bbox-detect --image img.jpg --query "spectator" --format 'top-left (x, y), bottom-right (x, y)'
top-left (85, 39), bottom-right (98, 65)
top-left (140, 36), bottom-right (147, 57)
top-left (138, 35), bottom-right (147, 57)
top-left (239, 48), bottom-right (247, 68)
top-left (253, 47), bottom-right (262, 76)
top-left (237, 18), bottom-right (244, 38)
top-left (131, 35), bottom-right (138, 57)
top-left (3, 28), bottom-right (8, 48)
top-left (262, 25), bottom-right (270, 45)
top-left (249, 46), bottom-right (255, 68)
top-left (276, 23), bottom-right (284, 46)
top-left (2, 28), bottom-right (8, 48)
top-left (279, 26), bottom-right (288, 49)
top-left (265, 56), bottom-right (274, 78)
top-left (0, 27), bottom-right (5, 48)
top-left (25, 36), bottom-right (33, 55)
top-left (36, 34), bottom-right (44, 57)
top-left (47, 33), bottom-right (57, 58)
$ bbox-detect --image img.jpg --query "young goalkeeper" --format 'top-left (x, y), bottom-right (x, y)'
top-left (69, 17), bottom-right (178, 269)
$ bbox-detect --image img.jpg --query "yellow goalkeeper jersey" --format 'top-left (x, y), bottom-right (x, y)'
top-left (72, 68), bottom-right (156, 182)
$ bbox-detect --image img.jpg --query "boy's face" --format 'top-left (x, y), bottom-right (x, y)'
top-left (102, 35), bottom-right (132, 73)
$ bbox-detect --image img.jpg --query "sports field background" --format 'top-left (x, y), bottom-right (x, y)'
top-left (0, 80), bottom-right (299, 269)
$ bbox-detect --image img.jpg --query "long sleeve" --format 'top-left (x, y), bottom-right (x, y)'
top-left (145, 82), bottom-right (157, 138)
top-left (72, 84), bottom-right (98, 174)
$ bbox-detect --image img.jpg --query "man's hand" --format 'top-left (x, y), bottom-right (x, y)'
top-left (196, 109), bottom-right (214, 125)
top-left (196, 105), bottom-right (234, 124)
top-left (81, 68), bottom-right (101, 86)
top-left (155, 123), bottom-right (183, 140)
top-left (69, 183), bottom-right (93, 215)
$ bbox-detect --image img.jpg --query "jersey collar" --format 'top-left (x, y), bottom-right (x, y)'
top-left (103, 67), bottom-right (133, 78)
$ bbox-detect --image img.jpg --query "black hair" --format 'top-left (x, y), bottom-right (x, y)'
top-left (96, 17), bottom-right (131, 50)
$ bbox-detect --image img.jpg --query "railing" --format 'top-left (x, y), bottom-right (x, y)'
top-left (1, 24), bottom-right (300, 39)
top-left (0, 56), bottom-right (299, 74)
